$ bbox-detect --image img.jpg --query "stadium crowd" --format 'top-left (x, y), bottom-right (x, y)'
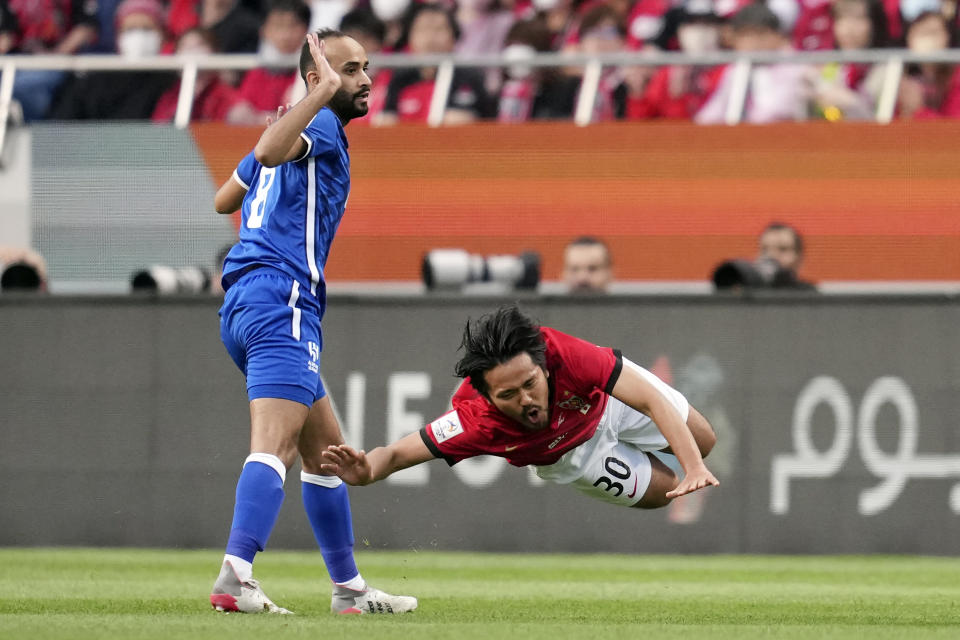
top-left (2, 0), bottom-right (960, 122)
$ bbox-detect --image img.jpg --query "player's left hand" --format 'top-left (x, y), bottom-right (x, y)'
top-left (320, 444), bottom-right (374, 485)
top-left (265, 104), bottom-right (292, 128)
top-left (666, 464), bottom-right (719, 499)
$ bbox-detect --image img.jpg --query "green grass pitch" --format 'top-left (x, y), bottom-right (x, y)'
top-left (1, 548), bottom-right (958, 639)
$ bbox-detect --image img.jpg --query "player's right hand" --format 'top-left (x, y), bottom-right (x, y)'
top-left (306, 33), bottom-right (341, 95)
top-left (320, 445), bottom-right (373, 486)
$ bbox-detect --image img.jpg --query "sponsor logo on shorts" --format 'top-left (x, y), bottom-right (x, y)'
top-left (307, 341), bottom-right (320, 373)
top-left (431, 411), bottom-right (464, 443)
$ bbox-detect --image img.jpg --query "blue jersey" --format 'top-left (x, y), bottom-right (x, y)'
top-left (222, 107), bottom-right (350, 303)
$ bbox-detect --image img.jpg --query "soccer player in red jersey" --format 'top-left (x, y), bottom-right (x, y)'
top-left (321, 304), bottom-right (718, 509)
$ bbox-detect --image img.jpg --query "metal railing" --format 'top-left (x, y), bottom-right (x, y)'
top-left (3, 47), bottom-right (960, 161)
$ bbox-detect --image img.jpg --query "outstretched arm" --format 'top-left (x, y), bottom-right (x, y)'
top-left (611, 363), bottom-right (719, 498)
top-left (320, 431), bottom-right (436, 486)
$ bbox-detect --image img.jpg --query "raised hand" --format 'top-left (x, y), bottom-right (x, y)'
top-left (306, 33), bottom-right (341, 95)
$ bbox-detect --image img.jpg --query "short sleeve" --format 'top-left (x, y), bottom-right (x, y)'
top-left (233, 151), bottom-right (258, 190)
top-left (544, 328), bottom-right (622, 395)
top-left (419, 408), bottom-right (484, 466)
top-left (296, 109), bottom-right (339, 161)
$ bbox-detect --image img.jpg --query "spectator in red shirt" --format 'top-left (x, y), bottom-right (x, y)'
top-left (320, 304), bottom-right (719, 513)
top-left (153, 28), bottom-right (241, 123)
top-left (226, 0), bottom-right (311, 125)
top-left (378, 3), bottom-right (493, 125)
top-left (897, 10), bottom-right (960, 118)
top-left (628, 0), bottom-right (725, 120)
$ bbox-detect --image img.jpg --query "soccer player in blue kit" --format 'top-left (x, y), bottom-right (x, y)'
top-left (208, 30), bottom-right (417, 615)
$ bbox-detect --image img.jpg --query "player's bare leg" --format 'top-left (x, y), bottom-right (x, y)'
top-left (632, 454), bottom-right (679, 509)
top-left (634, 407), bottom-right (717, 510)
top-left (211, 398), bottom-right (307, 614)
top-left (658, 405), bottom-right (716, 459)
top-left (299, 397), bottom-right (418, 615)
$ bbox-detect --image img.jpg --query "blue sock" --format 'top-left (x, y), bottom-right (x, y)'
top-left (301, 473), bottom-right (359, 583)
top-left (225, 455), bottom-right (286, 563)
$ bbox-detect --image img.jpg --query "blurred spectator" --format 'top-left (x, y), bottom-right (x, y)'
top-left (167, 0), bottom-right (262, 53)
top-left (808, 0), bottom-right (889, 121)
top-left (340, 8), bottom-right (389, 122)
top-left (696, 3), bottom-right (811, 124)
top-left (456, 0), bottom-right (515, 56)
top-left (1, 0), bottom-right (100, 120)
top-left (153, 28), bottom-right (240, 122)
top-left (50, 0), bottom-right (177, 120)
top-left (519, 0), bottom-right (582, 50)
top-left (378, 3), bottom-right (493, 125)
top-left (627, 0), bottom-right (725, 120)
top-left (562, 236), bottom-right (613, 294)
top-left (0, 246), bottom-right (47, 292)
top-left (497, 17), bottom-right (563, 121)
top-left (896, 10), bottom-right (960, 118)
top-left (535, 5), bottom-right (630, 121)
top-left (370, 0), bottom-right (410, 48)
top-left (226, 0), bottom-right (310, 125)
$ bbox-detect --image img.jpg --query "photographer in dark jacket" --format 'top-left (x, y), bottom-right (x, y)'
top-left (713, 221), bottom-right (817, 292)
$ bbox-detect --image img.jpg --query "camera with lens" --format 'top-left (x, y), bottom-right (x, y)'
top-left (131, 265), bottom-right (211, 294)
top-left (422, 249), bottom-right (541, 291)
top-left (711, 256), bottom-right (800, 290)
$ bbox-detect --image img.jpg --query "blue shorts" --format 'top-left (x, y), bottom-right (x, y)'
top-left (219, 267), bottom-right (326, 408)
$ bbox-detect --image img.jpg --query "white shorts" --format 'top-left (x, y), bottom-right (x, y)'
top-left (535, 359), bottom-right (690, 507)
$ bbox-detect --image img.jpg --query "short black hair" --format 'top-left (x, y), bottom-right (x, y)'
top-left (340, 7), bottom-right (386, 44)
top-left (268, 0), bottom-right (312, 28)
top-left (454, 304), bottom-right (547, 396)
top-left (566, 236), bottom-right (612, 265)
top-left (299, 28), bottom-right (347, 83)
top-left (762, 221), bottom-right (804, 256)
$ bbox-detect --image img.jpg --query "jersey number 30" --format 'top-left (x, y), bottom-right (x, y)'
top-left (247, 168), bottom-right (277, 229)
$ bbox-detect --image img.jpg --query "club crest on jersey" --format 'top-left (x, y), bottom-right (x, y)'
top-left (430, 411), bottom-right (464, 443)
top-left (557, 391), bottom-right (591, 415)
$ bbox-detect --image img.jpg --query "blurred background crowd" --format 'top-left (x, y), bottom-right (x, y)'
top-left (3, 0), bottom-right (960, 124)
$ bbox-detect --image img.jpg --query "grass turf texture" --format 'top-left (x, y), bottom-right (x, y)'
top-left (1, 549), bottom-right (958, 639)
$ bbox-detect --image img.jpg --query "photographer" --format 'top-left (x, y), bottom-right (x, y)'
top-left (713, 222), bottom-right (817, 292)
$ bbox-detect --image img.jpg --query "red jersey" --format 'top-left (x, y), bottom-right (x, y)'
top-left (419, 327), bottom-right (623, 467)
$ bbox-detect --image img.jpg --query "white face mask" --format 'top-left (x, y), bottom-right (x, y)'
top-left (503, 44), bottom-right (536, 79)
top-left (118, 28), bottom-right (162, 58)
top-left (258, 40), bottom-right (300, 66)
top-left (371, 0), bottom-right (410, 22)
top-left (678, 24), bottom-right (719, 54)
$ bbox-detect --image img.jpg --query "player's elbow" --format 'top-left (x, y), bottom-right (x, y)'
top-left (253, 143), bottom-right (283, 168)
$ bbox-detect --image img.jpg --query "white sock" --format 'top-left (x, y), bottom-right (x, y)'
top-left (224, 554), bottom-right (253, 581)
top-left (336, 573), bottom-right (367, 591)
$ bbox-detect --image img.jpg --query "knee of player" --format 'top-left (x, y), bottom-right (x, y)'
top-left (688, 407), bottom-right (717, 458)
